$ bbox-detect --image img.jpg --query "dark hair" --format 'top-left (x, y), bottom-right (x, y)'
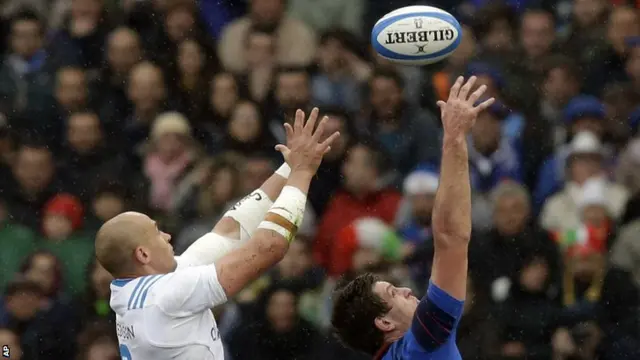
top-left (93, 181), bottom-right (129, 201)
top-left (472, 3), bottom-right (517, 40)
top-left (16, 135), bottom-right (51, 155)
top-left (4, 277), bottom-right (43, 298)
top-left (76, 320), bottom-right (117, 360)
top-left (19, 250), bottom-right (64, 297)
top-left (331, 273), bottom-right (390, 355)
top-left (521, 7), bottom-right (556, 25)
top-left (347, 137), bottom-right (392, 174)
top-left (10, 9), bottom-right (44, 34)
top-left (542, 55), bottom-right (581, 82)
top-left (276, 66), bottom-right (311, 80)
top-left (370, 67), bottom-right (405, 90)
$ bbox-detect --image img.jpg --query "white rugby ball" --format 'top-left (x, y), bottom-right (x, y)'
top-left (371, 5), bottom-right (462, 65)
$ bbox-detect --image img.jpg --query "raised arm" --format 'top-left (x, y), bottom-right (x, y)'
top-left (214, 109), bottom-right (339, 298)
top-left (430, 76), bottom-right (494, 300)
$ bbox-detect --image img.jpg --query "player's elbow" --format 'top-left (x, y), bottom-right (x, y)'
top-left (432, 211), bottom-right (470, 242)
top-left (432, 222), bottom-right (470, 248)
top-left (255, 232), bottom-right (290, 261)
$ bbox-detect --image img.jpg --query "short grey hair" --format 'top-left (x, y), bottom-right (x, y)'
top-left (489, 181), bottom-right (531, 212)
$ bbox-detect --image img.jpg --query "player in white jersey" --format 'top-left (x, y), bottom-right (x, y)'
top-left (96, 108), bottom-right (339, 360)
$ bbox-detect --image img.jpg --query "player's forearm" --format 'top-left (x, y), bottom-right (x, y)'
top-left (215, 171), bottom-right (311, 297)
top-left (432, 134), bottom-right (471, 245)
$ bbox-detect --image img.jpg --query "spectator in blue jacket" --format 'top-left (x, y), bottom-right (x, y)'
top-left (533, 95), bottom-right (610, 212)
top-left (468, 100), bottom-right (522, 193)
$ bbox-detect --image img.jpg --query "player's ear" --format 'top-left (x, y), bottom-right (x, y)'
top-left (134, 246), bottom-right (151, 265)
top-left (374, 316), bottom-right (395, 332)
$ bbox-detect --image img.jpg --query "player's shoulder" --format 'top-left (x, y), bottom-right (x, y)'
top-left (383, 331), bottom-right (461, 360)
top-left (109, 274), bottom-right (170, 314)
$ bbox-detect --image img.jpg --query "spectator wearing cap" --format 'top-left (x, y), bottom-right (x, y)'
top-left (540, 131), bottom-right (629, 232)
top-left (394, 170), bottom-right (439, 290)
top-left (467, 100), bottom-right (522, 196)
top-left (534, 95), bottom-right (611, 210)
top-left (465, 62), bottom-right (526, 142)
top-left (218, 0), bottom-right (316, 73)
top-left (143, 112), bottom-right (202, 217)
top-left (396, 170), bottom-right (438, 246)
top-left (39, 193), bottom-right (94, 296)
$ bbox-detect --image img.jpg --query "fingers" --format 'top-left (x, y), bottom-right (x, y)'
top-left (458, 76), bottom-right (476, 101)
top-left (311, 116), bottom-right (328, 142)
top-left (436, 100), bottom-right (446, 109)
top-left (319, 131), bottom-right (340, 152)
top-left (274, 144), bottom-right (291, 157)
top-left (294, 109), bottom-right (304, 133)
top-left (473, 97), bottom-right (496, 113)
top-left (467, 84), bottom-right (487, 105)
top-left (283, 123), bottom-right (294, 140)
top-left (448, 76), bottom-right (464, 101)
top-left (304, 107), bottom-right (319, 135)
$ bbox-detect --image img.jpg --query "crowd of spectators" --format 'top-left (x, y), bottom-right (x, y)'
top-left (0, 0), bottom-right (639, 359)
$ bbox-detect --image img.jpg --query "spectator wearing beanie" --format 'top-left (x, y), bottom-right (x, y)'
top-left (395, 170), bottom-right (439, 291)
top-left (143, 112), bottom-right (202, 216)
top-left (39, 193), bottom-right (94, 296)
top-left (329, 217), bottom-right (404, 277)
top-left (534, 95), bottom-right (612, 210)
top-left (540, 132), bottom-right (628, 232)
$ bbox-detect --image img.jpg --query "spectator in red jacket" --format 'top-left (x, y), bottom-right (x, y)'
top-left (313, 139), bottom-right (401, 269)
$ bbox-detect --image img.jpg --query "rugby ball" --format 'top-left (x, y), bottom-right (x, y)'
top-left (371, 5), bottom-right (462, 65)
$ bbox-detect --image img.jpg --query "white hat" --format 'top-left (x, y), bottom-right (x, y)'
top-left (151, 112), bottom-right (192, 140)
top-left (403, 171), bottom-right (439, 195)
top-left (578, 177), bottom-right (607, 210)
top-left (569, 131), bottom-right (603, 157)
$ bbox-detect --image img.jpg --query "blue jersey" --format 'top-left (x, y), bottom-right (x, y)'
top-left (376, 283), bottom-right (464, 360)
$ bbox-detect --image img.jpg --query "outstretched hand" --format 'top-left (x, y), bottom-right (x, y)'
top-left (275, 108), bottom-right (340, 175)
top-left (436, 76), bottom-right (495, 139)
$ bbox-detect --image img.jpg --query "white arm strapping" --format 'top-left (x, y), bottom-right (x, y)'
top-left (179, 232), bottom-right (240, 266)
top-left (257, 186), bottom-right (307, 242)
top-left (223, 189), bottom-right (274, 242)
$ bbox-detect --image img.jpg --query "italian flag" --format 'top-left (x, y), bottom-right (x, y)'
top-left (553, 225), bottom-right (607, 257)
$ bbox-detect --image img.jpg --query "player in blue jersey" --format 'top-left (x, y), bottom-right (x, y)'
top-left (331, 76), bottom-right (494, 360)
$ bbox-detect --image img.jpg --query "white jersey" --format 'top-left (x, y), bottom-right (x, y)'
top-left (110, 256), bottom-right (226, 360)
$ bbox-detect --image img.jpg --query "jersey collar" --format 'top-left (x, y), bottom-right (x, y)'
top-left (112, 278), bottom-right (134, 287)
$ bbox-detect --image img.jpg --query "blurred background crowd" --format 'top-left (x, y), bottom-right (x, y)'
top-left (0, 0), bottom-right (639, 359)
